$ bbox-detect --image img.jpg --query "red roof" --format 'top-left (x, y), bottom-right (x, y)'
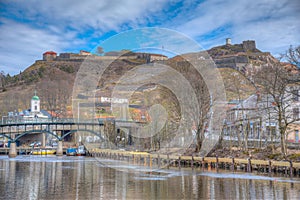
top-left (43, 51), bottom-right (57, 55)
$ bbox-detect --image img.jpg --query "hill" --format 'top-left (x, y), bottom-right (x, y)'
top-left (0, 40), bottom-right (288, 118)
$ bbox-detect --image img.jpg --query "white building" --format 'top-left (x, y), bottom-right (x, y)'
top-left (24, 92), bottom-right (49, 119)
top-left (31, 94), bottom-right (40, 113)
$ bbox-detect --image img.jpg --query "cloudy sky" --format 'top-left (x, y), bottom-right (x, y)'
top-left (0, 0), bottom-right (299, 75)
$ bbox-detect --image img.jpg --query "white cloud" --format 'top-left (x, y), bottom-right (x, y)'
top-left (0, 0), bottom-right (299, 75)
top-left (233, 15), bottom-right (300, 54)
top-left (5, 0), bottom-right (169, 34)
top-left (0, 19), bottom-right (73, 74)
top-left (0, 0), bottom-right (169, 74)
top-left (175, 0), bottom-right (300, 54)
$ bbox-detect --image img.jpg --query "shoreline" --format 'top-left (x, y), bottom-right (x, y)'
top-left (89, 148), bottom-right (300, 177)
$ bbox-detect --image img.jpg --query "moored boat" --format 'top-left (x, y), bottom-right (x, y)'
top-left (31, 149), bottom-right (56, 155)
top-left (66, 148), bottom-right (77, 156)
top-left (76, 145), bottom-right (86, 156)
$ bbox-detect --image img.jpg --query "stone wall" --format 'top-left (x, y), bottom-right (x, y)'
top-left (242, 40), bottom-right (256, 51)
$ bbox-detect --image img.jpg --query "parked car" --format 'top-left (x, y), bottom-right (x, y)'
top-left (29, 141), bottom-right (41, 147)
top-left (52, 142), bottom-right (58, 147)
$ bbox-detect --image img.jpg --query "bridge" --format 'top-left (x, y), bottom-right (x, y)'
top-left (0, 118), bottom-right (143, 158)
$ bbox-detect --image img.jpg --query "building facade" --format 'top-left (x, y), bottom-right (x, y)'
top-left (43, 51), bottom-right (57, 61)
top-left (225, 87), bottom-right (300, 143)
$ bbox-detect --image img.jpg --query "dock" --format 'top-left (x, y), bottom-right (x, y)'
top-left (88, 148), bottom-right (300, 177)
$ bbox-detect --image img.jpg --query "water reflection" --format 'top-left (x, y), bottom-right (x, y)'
top-left (0, 156), bottom-right (299, 199)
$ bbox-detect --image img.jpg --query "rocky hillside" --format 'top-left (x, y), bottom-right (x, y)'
top-left (0, 41), bottom-right (288, 117)
top-left (0, 60), bottom-right (81, 117)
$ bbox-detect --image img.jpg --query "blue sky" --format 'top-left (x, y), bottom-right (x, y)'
top-left (0, 0), bottom-right (299, 75)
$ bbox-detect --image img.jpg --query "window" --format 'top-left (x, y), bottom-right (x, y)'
top-left (292, 90), bottom-right (299, 101)
top-left (293, 107), bottom-right (299, 120)
top-left (35, 106), bottom-right (37, 111)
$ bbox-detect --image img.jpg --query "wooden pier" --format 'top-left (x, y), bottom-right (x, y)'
top-left (89, 149), bottom-right (300, 177)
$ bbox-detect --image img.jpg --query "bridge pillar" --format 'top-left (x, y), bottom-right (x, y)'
top-left (42, 133), bottom-right (46, 147)
top-left (56, 141), bottom-right (63, 156)
top-left (8, 142), bottom-right (17, 158)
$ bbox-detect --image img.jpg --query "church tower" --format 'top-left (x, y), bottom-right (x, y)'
top-left (31, 91), bottom-right (40, 113)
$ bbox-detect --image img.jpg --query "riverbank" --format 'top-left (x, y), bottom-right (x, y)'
top-left (88, 148), bottom-right (300, 177)
top-left (208, 146), bottom-right (300, 162)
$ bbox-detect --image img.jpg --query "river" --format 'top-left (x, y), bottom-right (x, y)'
top-left (0, 155), bottom-right (299, 199)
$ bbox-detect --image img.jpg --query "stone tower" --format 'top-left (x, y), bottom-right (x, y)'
top-left (226, 38), bottom-right (232, 45)
top-left (242, 40), bottom-right (256, 51)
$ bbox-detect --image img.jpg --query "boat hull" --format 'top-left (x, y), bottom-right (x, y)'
top-left (31, 149), bottom-right (56, 155)
top-left (66, 148), bottom-right (77, 156)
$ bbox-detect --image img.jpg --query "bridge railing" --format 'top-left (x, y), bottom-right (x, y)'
top-left (0, 118), bottom-right (101, 125)
top-left (0, 117), bottom-right (147, 126)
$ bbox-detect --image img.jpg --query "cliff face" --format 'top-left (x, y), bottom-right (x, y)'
top-left (207, 41), bottom-right (278, 73)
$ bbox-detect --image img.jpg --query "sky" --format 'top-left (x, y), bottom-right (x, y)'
top-left (0, 0), bottom-right (299, 75)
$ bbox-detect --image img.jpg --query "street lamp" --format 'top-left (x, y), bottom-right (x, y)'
top-left (77, 101), bottom-right (80, 122)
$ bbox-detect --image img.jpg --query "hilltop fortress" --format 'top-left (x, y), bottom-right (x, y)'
top-left (208, 39), bottom-right (275, 72)
top-left (39, 50), bottom-right (168, 64)
top-left (37, 39), bottom-right (277, 75)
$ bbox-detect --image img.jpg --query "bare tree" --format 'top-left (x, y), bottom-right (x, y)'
top-left (96, 46), bottom-right (104, 55)
top-left (229, 71), bottom-right (249, 150)
top-left (254, 61), bottom-right (299, 158)
top-left (285, 45), bottom-right (300, 66)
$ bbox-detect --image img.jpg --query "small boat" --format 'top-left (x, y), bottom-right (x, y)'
top-left (66, 148), bottom-right (77, 156)
top-left (76, 145), bottom-right (86, 156)
top-left (31, 149), bottom-right (56, 155)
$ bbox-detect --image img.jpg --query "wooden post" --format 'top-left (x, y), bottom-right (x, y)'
top-left (191, 155), bottom-right (194, 170)
top-left (178, 156), bottom-right (181, 169)
top-left (216, 155), bottom-right (219, 170)
top-left (167, 154), bottom-right (170, 169)
top-left (202, 157), bottom-right (205, 170)
top-left (158, 154), bottom-right (160, 168)
top-left (231, 157), bottom-right (235, 171)
top-left (247, 158), bottom-right (252, 172)
top-left (268, 160), bottom-right (272, 173)
top-left (289, 161), bottom-right (293, 177)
